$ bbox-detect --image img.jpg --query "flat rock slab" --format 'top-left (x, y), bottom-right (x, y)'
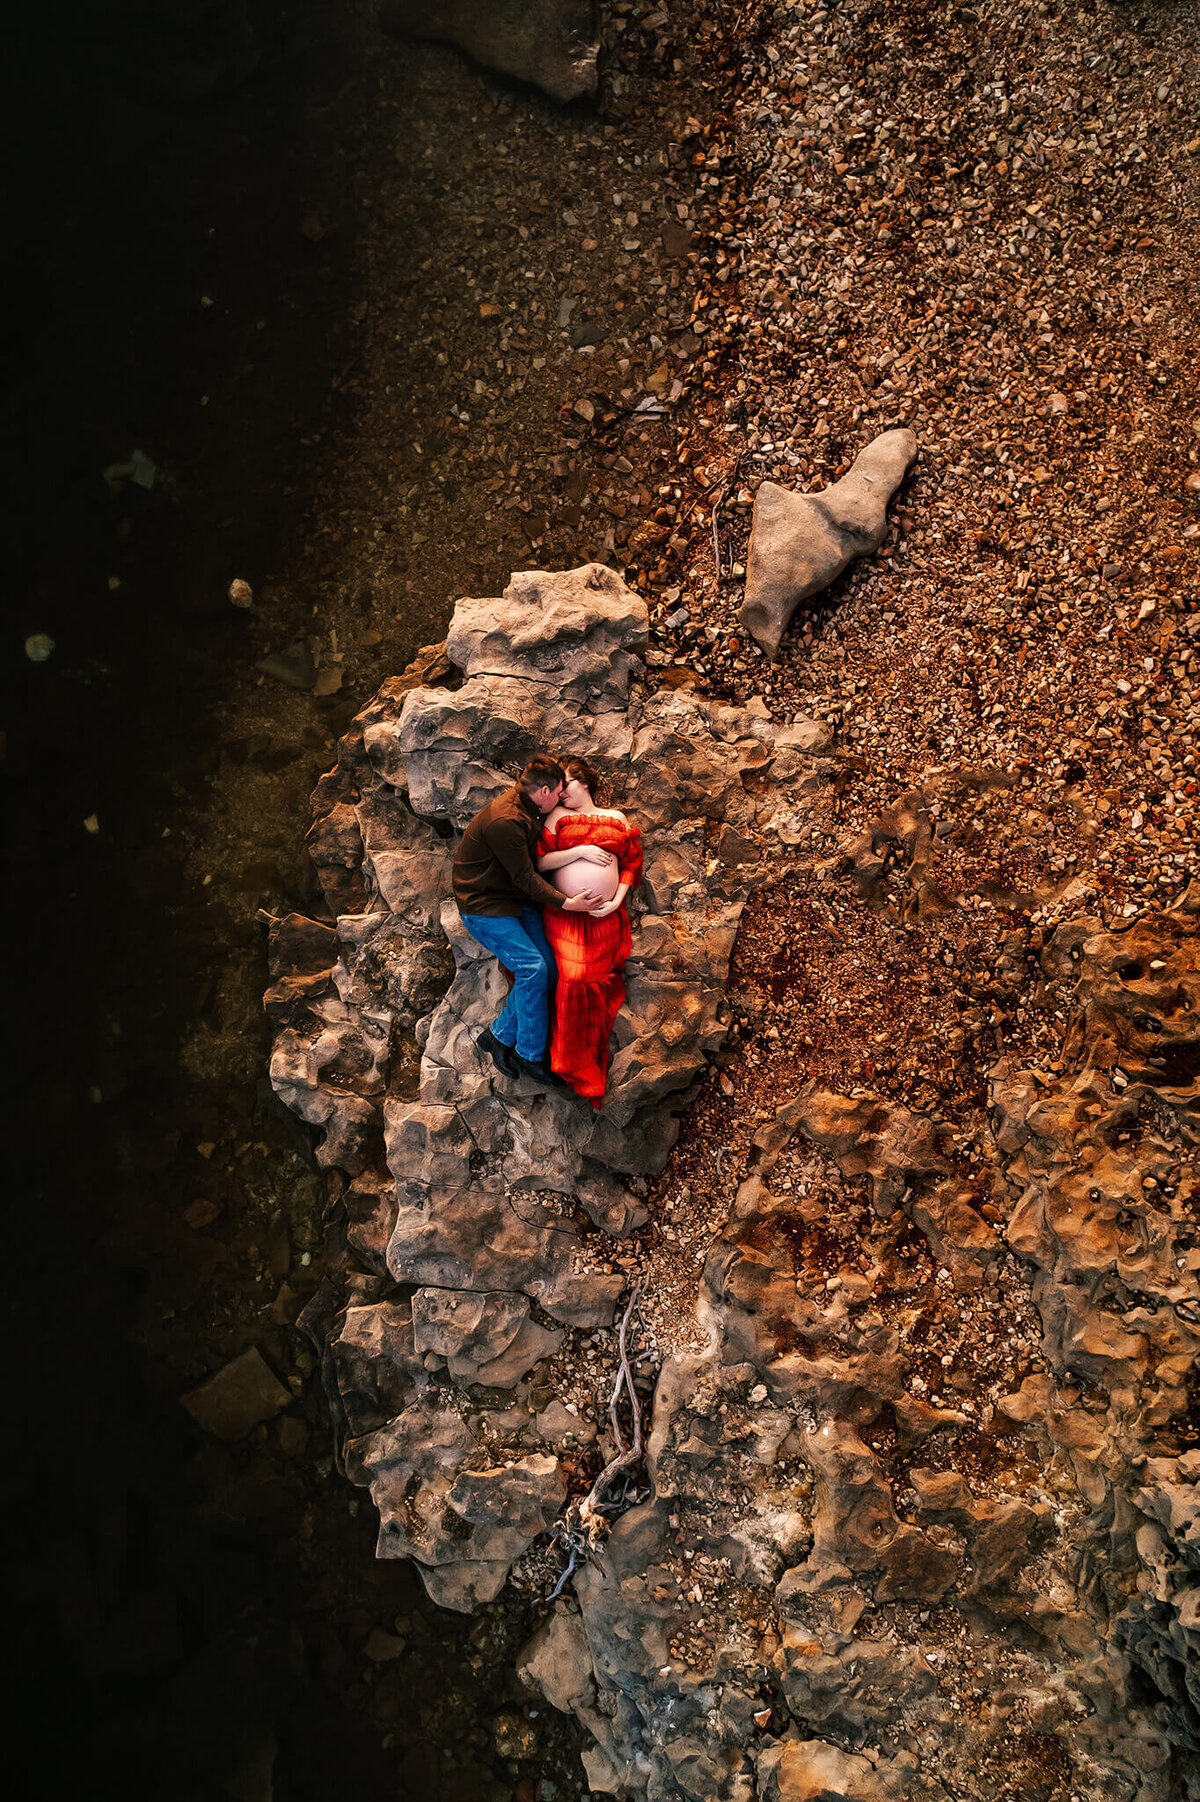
top-left (741, 429), bottom-right (918, 658)
top-left (180, 1347), bottom-right (292, 1440)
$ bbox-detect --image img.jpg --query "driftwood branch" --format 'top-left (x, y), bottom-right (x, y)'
top-left (608, 1285), bottom-right (642, 1458)
top-left (547, 1286), bottom-right (649, 1598)
top-left (710, 482), bottom-right (731, 579)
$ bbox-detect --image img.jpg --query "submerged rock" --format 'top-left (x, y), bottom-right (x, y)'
top-left (378, 0), bottom-right (600, 103)
top-left (180, 1347), bottom-right (292, 1440)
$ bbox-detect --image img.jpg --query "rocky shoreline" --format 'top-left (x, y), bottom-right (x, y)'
top-left (268, 565), bottom-right (1199, 1799)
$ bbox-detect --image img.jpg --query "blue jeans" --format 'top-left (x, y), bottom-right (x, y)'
top-left (459, 907), bottom-right (558, 1062)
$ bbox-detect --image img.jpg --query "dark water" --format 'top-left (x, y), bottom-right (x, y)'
top-left (3, 0), bottom-right (722, 1787)
top-left (2, 4), bottom-right (544, 1795)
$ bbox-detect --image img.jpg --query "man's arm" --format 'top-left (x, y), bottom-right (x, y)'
top-left (487, 817), bottom-right (569, 908)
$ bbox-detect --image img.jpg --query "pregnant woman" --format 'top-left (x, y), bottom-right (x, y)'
top-left (536, 756), bottom-right (643, 1107)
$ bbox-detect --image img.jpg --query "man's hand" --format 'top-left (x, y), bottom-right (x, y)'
top-left (582, 847), bottom-right (616, 867)
top-left (562, 890), bottom-right (600, 911)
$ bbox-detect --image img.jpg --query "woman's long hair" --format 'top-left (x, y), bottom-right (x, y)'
top-left (561, 755), bottom-right (605, 802)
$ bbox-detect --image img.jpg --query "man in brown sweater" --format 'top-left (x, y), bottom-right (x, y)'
top-left (454, 754), bottom-right (599, 1089)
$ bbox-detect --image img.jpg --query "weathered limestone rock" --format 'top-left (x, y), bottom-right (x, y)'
top-left (346, 1407), bottom-right (567, 1609)
top-left (410, 1286), bottom-right (564, 1386)
top-left (510, 875), bottom-right (1198, 1795)
top-left (273, 563), bottom-right (834, 1623)
top-left (378, 0), bottom-right (599, 103)
top-left (517, 1605), bottom-right (597, 1714)
top-left (757, 1739), bottom-right (911, 1802)
top-left (741, 430), bottom-right (918, 658)
top-left (331, 1298), bottom-right (428, 1435)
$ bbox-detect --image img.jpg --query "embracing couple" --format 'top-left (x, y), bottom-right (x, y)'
top-left (452, 754), bottom-right (643, 1108)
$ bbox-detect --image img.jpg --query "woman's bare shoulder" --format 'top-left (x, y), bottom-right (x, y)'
top-left (601, 807), bottom-right (630, 823)
top-left (543, 806), bottom-right (567, 830)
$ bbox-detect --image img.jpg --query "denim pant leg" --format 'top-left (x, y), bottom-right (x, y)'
top-left (508, 905), bottom-right (558, 1058)
top-left (458, 912), bottom-right (554, 1062)
top-left (491, 971), bottom-right (520, 1051)
top-left (520, 904), bottom-right (558, 1032)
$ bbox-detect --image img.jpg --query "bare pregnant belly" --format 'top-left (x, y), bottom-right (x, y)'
top-left (553, 857), bottom-right (620, 903)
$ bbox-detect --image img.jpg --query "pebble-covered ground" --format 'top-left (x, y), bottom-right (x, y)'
top-left (639, 0), bottom-right (1200, 919)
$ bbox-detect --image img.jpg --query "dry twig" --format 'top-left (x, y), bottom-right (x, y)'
top-left (547, 1286), bottom-right (649, 1599)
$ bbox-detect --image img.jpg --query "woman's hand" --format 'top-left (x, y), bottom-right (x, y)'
top-left (587, 884), bottom-right (629, 919)
top-left (587, 898), bottom-right (619, 918)
top-left (582, 847), bottom-right (616, 867)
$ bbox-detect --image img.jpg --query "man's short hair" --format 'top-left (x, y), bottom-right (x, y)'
top-left (519, 754), bottom-right (565, 793)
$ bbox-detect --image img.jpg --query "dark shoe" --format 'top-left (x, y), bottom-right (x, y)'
top-left (510, 1051), bottom-right (576, 1095)
top-left (478, 1028), bottom-right (520, 1077)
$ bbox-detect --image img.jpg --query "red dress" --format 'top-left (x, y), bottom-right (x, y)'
top-left (538, 814), bottom-right (643, 1107)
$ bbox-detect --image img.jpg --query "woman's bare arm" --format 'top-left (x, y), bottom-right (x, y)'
top-left (537, 846), bottom-right (608, 871)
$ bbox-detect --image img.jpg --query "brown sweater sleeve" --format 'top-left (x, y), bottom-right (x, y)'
top-left (485, 816), bottom-right (566, 908)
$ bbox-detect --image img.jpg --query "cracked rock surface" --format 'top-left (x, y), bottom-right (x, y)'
top-left (555, 986), bottom-right (1199, 1800)
top-left (268, 567), bottom-right (1199, 1798)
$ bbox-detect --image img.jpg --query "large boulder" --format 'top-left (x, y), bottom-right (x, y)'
top-left (269, 563), bottom-right (835, 1621)
top-left (741, 429), bottom-right (918, 658)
